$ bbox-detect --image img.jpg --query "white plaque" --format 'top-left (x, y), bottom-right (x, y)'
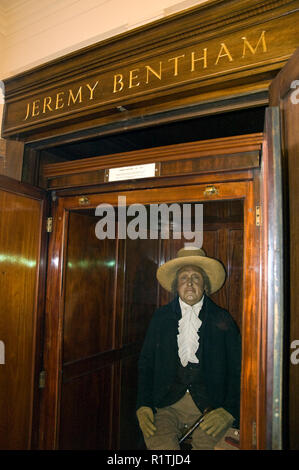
top-left (108, 163), bottom-right (156, 182)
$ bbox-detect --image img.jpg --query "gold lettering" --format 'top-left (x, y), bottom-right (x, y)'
top-left (113, 74), bottom-right (124, 93)
top-left (68, 87), bottom-right (82, 106)
top-left (43, 96), bottom-right (53, 114)
top-left (145, 62), bottom-right (162, 83)
top-left (242, 30), bottom-right (267, 58)
top-left (24, 103), bottom-right (30, 121)
top-left (20, 32), bottom-right (269, 123)
top-left (168, 54), bottom-right (185, 76)
top-left (129, 69), bottom-right (140, 89)
top-left (215, 43), bottom-right (233, 65)
top-left (191, 48), bottom-right (208, 71)
top-left (86, 81), bottom-right (99, 100)
top-left (32, 99), bottom-right (40, 117)
top-left (55, 92), bottom-right (65, 110)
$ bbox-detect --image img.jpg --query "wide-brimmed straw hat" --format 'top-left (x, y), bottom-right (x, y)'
top-left (156, 245), bottom-right (226, 294)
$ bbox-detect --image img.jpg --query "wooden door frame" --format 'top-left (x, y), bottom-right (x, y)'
top-left (39, 171), bottom-right (263, 450)
top-left (269, 48), bottom-right (299, 449)
top-left (259, 107), bottom-right (285, 450)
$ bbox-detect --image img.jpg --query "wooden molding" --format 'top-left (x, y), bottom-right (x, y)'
top-left (3, 0), bottom-right (296, 94)
top-left (43, 133), bottom-right (263, 178)
top-left (41, 133), bottom-right (263, 189)
top-left (0, 139), bottom-right (6, 175)
top-left (269, 46), bottom-right (299, 106)
top-left (0, 138), bottom-right (25, 181)
top-left (0, 138), bottom-right (6, 157)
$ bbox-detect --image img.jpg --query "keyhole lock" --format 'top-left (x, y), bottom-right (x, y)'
top-left (204, 186), bottom-right (218, 196)
top-left (78, 196), bottom-right (90, 206)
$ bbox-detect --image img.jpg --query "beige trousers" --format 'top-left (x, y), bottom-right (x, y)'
top-left (144, 392), bottom-right (223, 450)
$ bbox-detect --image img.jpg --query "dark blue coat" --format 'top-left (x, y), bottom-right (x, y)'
top-left (136, 295), bottom-right (241, 424)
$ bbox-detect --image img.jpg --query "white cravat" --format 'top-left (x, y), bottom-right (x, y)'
top-left (177, 296), bottom-right (204, 367)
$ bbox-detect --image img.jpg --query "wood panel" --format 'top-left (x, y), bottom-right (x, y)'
top-left (58, 211), bottom-right (118, 449)
top-left (63, 212), bottom-right (117, 363)
top-left (119, 355), bottom-right (143, 450)
top-left (59, 365), bottom-right (114, 449)
top-left (269, 47), bottom-right (299, 449)
top-left (227, 229), bottom-right (244, 328)
top-left (0, 139), bottom-right (6, 175)
top-left (121, 237), bottom-right (159, 347)
top-left (202, 225), bottom-right (244, 330)
top-left (117, 231), bottom-right (161, 449)
top-left (0, 140), bottom-right (24, 181)
top-left (238, 178), bottom-right (261, 449)
top-left (0, 176), bottom-right (47, 449)
top-left (283, 101), bottom-right (299, 450)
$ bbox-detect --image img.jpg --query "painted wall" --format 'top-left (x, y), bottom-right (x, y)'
top-left (0, 0), bottom-right (208, 79)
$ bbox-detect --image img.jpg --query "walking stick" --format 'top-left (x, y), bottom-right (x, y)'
top-left (179, 407), bottom-right (212, 444)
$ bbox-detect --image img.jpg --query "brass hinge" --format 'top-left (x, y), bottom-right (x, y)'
top-left (46, 217), bottom-right (53, 233)
top-left (39, 370), bottom-right (46, 389)
top-left (256, 206), bottom-right (261, 226)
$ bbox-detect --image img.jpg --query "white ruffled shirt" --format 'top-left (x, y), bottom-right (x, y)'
top-left (177, 296), bottom-right (204, 367)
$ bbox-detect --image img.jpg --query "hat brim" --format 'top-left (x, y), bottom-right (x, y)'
top-left (156, 255), bottom-right (226, 294)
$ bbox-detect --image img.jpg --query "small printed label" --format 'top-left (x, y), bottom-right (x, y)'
top-left (108, 163), bottom-right (156, 182)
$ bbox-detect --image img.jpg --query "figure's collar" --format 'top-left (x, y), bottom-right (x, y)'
top-left (172, 294), bottom-right (207, 320)
top-left (179, 295), bottom-right (205, 314)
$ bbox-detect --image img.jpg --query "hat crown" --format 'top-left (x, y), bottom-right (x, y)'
top-left (177, 246), bottom-right (206, 258)
top-left (156, 244), bottom-right (226, 294)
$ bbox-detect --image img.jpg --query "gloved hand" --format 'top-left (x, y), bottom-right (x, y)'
top-left (136, 406), bottom-right (157, 438)
top-left (199, 407), bottom-right (234, 438)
